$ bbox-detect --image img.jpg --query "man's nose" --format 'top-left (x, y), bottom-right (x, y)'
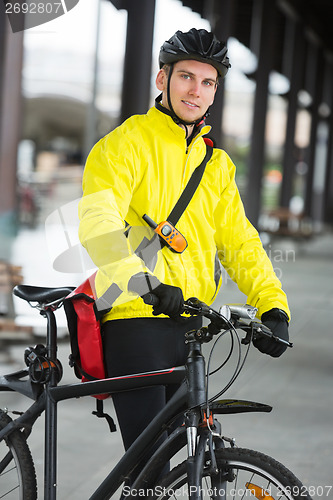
top-left (188, 80), bottom-right (200, 96)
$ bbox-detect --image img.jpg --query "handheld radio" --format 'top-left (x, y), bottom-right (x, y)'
top-left (142, 214), bottom-right (188, 253)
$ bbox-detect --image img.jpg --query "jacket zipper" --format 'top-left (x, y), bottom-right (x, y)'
top-left (183, 132), bottom-right (207, 182)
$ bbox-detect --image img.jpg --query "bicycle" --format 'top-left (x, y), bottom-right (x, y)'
top-left (0, 283), bottom-right (312, 500)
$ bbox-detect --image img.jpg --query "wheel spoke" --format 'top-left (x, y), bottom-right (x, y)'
top-left (0, 465), bottom-right (17, 477)
top-left (233, 467), bottom-right (240, 500)
top-left (0, 451), bottom-right (13, 475)
top-left (0, 484), bottom-right (20, 499)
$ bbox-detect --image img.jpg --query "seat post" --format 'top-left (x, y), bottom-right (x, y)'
top-left (42, 307), bottom-right (58, 500)
top-left (42, 307), bottom-right (57, 361)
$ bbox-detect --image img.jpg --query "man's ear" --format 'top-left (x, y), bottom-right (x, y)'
top-left (156, 69), bottom-right (167, 91)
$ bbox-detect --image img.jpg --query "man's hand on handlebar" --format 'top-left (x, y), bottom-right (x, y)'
top-left (150, 283), bottom-right (184, 318)
top-left (128, 273), bottom-right (184, 319)
top-left (141, 291), bottom-right (292, 354)
top-left (253, 308), bottom-right (290, 358)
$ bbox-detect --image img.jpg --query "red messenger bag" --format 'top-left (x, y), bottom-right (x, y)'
top-left (64, 274), bottom-right (118, 432)
top-left (64, 272), bottom-right (109, 400)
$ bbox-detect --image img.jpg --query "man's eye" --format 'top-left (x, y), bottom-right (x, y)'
top-left (203, 80), bottom-right (213, 86)
top-left (181, 74), bottom-right (191, 79)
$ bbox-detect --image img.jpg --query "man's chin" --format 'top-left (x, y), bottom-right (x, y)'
top-left (177, 112), bottom-right (202, 125)
top-left (178, 105), bottom-right (206, 123)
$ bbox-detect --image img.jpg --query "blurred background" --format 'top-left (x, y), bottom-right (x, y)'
top-left (0, 1), bottom-right (332, 497)
top-left (1, 0), bottom-right (332, 328)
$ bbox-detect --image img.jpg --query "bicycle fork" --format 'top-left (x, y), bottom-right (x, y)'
top-left (185, 333), bottom-right (226, 500)
top-left (186, 415), bottom-right (227, 500)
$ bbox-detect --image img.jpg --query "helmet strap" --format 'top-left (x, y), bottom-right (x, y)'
top-left (166, 64), bottom-right (189, 137)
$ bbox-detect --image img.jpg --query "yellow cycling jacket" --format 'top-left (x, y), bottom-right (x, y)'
top-left (78, 105), bottom-right (290, 321)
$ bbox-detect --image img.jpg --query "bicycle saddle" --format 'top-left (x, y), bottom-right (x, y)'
top-left (13, 285), bottom-right (75, 304)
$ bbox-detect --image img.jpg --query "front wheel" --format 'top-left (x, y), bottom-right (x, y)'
top-left (151, 447), bottom-right (312, 500)
top-left (0, 409), bottom-right (37, 500)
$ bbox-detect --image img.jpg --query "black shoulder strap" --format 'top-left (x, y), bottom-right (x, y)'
top-left (94, 144), bottom-right (213, 316)
top-left (167, 145), bottom-right (213, 226)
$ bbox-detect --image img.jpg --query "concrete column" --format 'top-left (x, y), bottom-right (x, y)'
top-left (245, 0), bottom-right (278, 227)
top-left (83, 0), bottom-right (102, 161)
top-left (0, 17), bottom-right (24, 220)
top-left (0, 6), bottom-right (6, 131)
top-left (311, 120), bottom-right (329, 224)
top-left (206, 0), bottom-right (235, 148)
top-left (324, 107), bottom-right (333, 224)
top-left (118, 0), bottom-right (156, 123)
top-left (280, 20), bottom-right (304, 208)
top-left (322, 57), bottom-right (333, 225)
top-left (303, 38), bottom-right (323, 218)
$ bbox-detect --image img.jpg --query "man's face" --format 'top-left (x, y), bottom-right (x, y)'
top-left (156, 59), bottom-right (218, 124)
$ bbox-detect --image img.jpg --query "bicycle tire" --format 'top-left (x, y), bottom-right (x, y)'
top-left (0, 409), bottom-right (37, 500)
top-left (150, 447), bottom-right (312, 500)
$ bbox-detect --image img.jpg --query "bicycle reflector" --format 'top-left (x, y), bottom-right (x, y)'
top-left (142, 214), bottom-right (188, 253)
top-left (245, 483), bottom-right (274, 499)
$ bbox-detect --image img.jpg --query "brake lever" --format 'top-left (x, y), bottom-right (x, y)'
top-left (241, 327), bottom-right (253, 345)
top-left (241, 322), bottom-right (293, 348)
top-left (241, 322), bottom-right (272, 345)
top-left (184, 304), bottom-right (202, 315)
top-left (184, 297), bottom-right (207, 315)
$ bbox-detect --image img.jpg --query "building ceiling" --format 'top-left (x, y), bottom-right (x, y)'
top-left (180, 0), bottom-right (333, 56)
top-left (177, 0), bottom-right (333, 96)
top-left (108, 0), bottom-right (333, 87)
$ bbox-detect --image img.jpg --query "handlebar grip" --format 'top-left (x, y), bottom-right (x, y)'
top-left (142, 293), bottom-right (160, 306)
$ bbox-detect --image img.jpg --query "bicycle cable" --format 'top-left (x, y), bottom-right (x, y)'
top-left (204, 323), bottom-right (254, 425)
top-left (205, 326), bottom-right (240, 408)
top-left (208, 329), bottom-right (234, 376)
top-left (211, 330), bottom-right (252, 404)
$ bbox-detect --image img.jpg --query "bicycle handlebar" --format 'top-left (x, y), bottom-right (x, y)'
top-left (142, 293), bottom-right (159, 307)
top-left (142, 294), bottom-right (293, 348)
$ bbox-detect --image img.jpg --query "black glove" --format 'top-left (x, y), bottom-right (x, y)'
top-left (150, 283), bottom-right (184, 318)
top-left (254, 308), bottom-right (289, 358)
top-left (128, 273), bottom-right (184, 318)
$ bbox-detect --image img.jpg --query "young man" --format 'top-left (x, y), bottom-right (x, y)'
top-left (78, 28), bottom-right (290, 452)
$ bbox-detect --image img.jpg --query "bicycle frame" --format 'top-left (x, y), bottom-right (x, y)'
top-left (0, 297), bottom-right (273, 500)
top-left (0, 359), bottom-right (188, 499)
top-left (0, 302), bottom-right (213, 500)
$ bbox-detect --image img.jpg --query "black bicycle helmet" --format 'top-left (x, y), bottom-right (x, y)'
top-left (159, 28), bottom-right (231, 79)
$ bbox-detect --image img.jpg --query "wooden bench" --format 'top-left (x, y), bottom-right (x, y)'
top-left (259, 208), bottom-right (313, 238)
